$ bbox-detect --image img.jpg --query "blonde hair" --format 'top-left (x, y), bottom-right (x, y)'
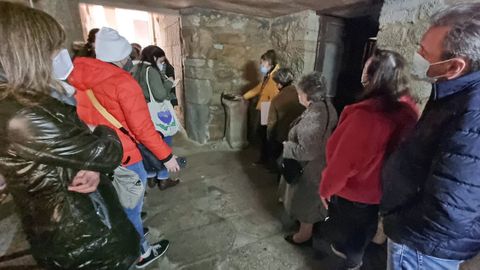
top-left (0, 1), bottom-right (66, 104)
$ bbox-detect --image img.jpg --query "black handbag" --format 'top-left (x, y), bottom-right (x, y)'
top-left (86, 89), bottom-right (170, 171)
top-left (281, 158), bottom-right (304, 184)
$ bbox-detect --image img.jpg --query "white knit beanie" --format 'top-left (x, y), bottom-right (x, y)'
top-left (95, 27), bottom-right (132, 62)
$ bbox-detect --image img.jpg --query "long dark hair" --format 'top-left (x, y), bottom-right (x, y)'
top-left (361, 49), bottom-right (411, 110)
top-left (261, 49), bottom-right (277, 68)
top-left (140, 45), bottom-right (170, 71)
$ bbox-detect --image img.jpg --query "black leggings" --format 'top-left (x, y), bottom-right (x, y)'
top-left (258, 125), bottom-right (268, 162)
top-left (325, 196), bottom-right (379, 267)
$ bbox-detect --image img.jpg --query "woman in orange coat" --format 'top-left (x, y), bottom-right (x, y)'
top-left (243, 49), bottom-right (280, 164)
top-left (69, 27), bottom-right (180, 268)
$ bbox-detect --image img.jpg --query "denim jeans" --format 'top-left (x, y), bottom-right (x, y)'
top-left (125, 162), bottom-right (149, 253)
top-left (147, 136), bottom-right (173, 181)
top-left (387, 239), bottom-right (462, 270)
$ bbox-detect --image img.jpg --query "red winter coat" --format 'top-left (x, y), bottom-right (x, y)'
top-left (319, 96), bottom-right (419, 204)
top-left (68, 57), bottom-right (172, 166)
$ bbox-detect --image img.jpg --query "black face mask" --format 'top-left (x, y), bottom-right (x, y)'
top-left (123, 58), bottom-right (133, 71)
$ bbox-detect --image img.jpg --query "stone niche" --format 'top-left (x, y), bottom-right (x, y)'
top-left (181, 8), bottom-right (319, 144)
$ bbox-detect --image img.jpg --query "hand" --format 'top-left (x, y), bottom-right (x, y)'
top-left (164, 156), bottom-right (180, 173)
top-left (68, 170), bottom-right (100, 193)
top-left (321, 196), bottom-right (330, 210)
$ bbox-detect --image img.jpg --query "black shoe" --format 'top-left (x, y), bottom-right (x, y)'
top-left (331, 244), bottom-right (363, 270)
top-left (147, 177), bottom-right (157, 188)
top-left (158, 178), bottom-right (180, 191)
top-left (143, 227), bottom-right (150, 237)
top-left (136, 240), bottom-right (170, 269)
top-left (141, 211), bottom-right (147, 221)
top-left (284, 234), bottom-right (312, 246)
top-left (330, 244), bottom-right (347, 259)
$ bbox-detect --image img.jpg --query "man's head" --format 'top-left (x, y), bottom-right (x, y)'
top-left (417, 3), bottom-right (480, 81)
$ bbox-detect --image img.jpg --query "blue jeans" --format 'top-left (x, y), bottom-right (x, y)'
top-left (147, 135), bottom-right (173, 181)
top-left (387, 239), bottom-right (462, 270)
top-left (125, 162), bottom-right (150, 253)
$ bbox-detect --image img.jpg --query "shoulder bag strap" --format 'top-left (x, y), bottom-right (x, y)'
top-left (145, 66), bottom-right (155, 103)
top-left (322, 97), bottom-right (330, 140)
top-left (86, 89), bottom-right (138, 144)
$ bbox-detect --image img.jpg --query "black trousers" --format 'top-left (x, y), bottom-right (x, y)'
top-left (325, 196), bottom-right (379, 267)
top-left (258, 125), bottom-right (268, 162)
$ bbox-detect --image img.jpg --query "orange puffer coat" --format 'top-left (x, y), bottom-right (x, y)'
top-left (69, 57), bottom-right (172, 166)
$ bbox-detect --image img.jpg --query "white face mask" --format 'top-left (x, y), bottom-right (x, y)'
top-left (60, 81), bottom-right (76, 97)
top-left (157, 60), bottom-right (165, 71)
top-left (411, 52), bottom-right (451, 82)
top-left (52, 49), bottom-right (73, 80)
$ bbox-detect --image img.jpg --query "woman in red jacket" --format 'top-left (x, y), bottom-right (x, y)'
top-left (319, 49), bottom-right (419, 270)
top-left (69, 27), bottom-right (180, 269)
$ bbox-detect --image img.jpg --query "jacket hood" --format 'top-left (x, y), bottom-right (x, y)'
top-left (68, 57), bottom-right (129, 91)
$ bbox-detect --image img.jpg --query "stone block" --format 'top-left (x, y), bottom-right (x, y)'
top-left (214, 67), bottom-right (236, 81)
top-left (377, 25), bottom-right (408, 47)
top-left (215, 33), bottom-right (247, 44)
top-left (185, 102), bottom-right (210, 144)
top-left (185, 66), bottom-right (216, 80)
top-left (208, 105), bottom-right (226, 141)
top-left (213, 81), bottom-right (233, 94)
top-left (417, 0), bottom-right (445, 21)
top-left (379, 0), bottom-right (423, 25)
top-left (184, 58), bottom-right (207, 67)
top-left (183, 28), bottom-right (213, 58)
top-left (182, 14), bottom-right (201, 27)
top-left (184, 78), bottom-right (213, 105)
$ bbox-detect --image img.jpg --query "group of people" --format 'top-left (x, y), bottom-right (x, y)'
top-left (1, 1), bottom-right (480, 270)
top-left (0, 2), bottom-right (184, 269)
top-left (244, 3), bottom-right (480, 270)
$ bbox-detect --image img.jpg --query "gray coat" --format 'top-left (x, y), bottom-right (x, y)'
top-left (281, 100), bottom-right (338, 223)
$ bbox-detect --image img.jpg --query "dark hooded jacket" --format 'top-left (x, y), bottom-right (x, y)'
top-left (0, 76), bottom-right (139, 269)
top-left (381, 71), bottom-right (480, 260)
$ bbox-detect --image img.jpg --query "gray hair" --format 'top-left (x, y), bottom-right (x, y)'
top-left (431, 3), bottom-right (480, 72)
top-left (297, 71), bottom-right (327, 103)
top-left (272, 68), bottom-right (294, 87)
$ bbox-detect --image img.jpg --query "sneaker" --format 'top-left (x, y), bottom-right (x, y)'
top-left (136, 240), bottom-right (170, 269)
top-left (330, 244), bottom-right (347, 259)
top-left (147, 177), bottom-right (157, 188)
top-left (346, 262), bottom-right (363, 270)
top-left (141, 211), bottom-right (147, 221)
top-left (330, 244), bottom-right (363, 270)
top-left (158, 178), bottom-right (180, 191)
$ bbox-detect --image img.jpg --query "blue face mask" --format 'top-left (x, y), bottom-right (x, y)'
top-left (259, 65), bottom-right (270, 75)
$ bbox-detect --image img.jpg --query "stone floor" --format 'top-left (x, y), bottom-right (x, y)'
top-left (0, 134), bottom-right (479, 269)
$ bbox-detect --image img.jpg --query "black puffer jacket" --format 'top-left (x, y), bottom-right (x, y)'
top-left (381, 71), bottom-right (480, 260)
top-left (0, 94), bottom-right (139, 269)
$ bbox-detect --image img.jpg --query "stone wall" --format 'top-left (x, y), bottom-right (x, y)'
top-left (271, 11), bottom-right (319, 78)
top-left (181, 8), bottom-right (319, 144)
top-left (34, 0), bottom-right (84, 53)
top-left (377, 0), bottom-right (480, 106)
top-left (6, 0), bottom-right (84, 52)
top-left (155, 14), bottom-right (186, 126)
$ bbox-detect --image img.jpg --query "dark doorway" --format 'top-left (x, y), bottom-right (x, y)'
top-left (333, 15), bottom-right (379, 113)
top-left (314, 4), bottom-right (381, 114)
